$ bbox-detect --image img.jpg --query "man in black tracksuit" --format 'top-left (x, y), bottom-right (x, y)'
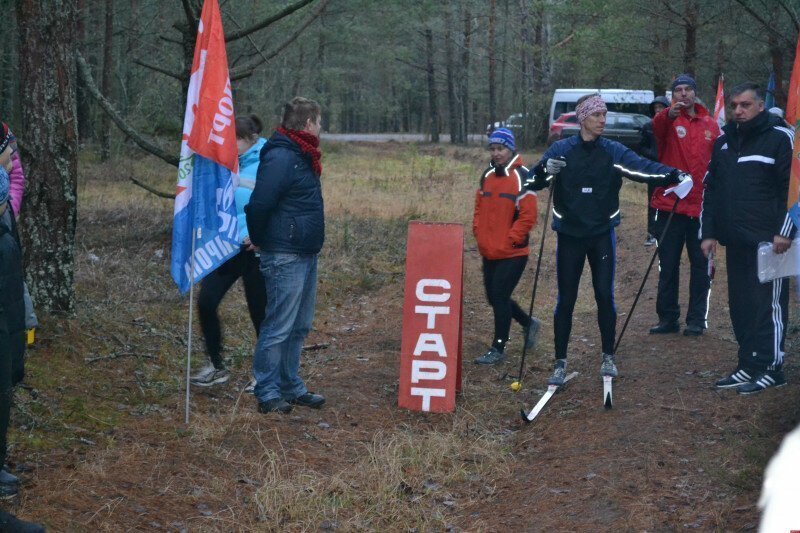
top-left (527, 94), bottom-right (691, 386)
top-left (700, 82), bottom-right (795, 395)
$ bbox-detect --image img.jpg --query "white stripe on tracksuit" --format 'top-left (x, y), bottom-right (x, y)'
top-left (771, 277), bottom-right (785, 369)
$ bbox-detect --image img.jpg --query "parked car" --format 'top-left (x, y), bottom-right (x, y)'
top-left (556, 112), bottom-right (650, 150)
top-left (546, 112), bottom-right (578, 145)
top-left (486, 113), bottom-right (526, 136)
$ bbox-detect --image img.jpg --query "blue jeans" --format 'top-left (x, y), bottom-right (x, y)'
top-left (252, 252), bottom-right (317, 403)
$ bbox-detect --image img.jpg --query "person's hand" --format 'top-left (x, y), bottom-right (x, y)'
top-left (243, 236), bottom-right (258, 252)
top-left (700, 238), bottom-right (717, 259)
top-left (664, 172), bottom-right (693, 199)
top-left (668, 102), bottom-right (685, 119)
top-left (545, 158), bottom-right (566, 176)
top-left (773, 235), bottom-right (792, 254)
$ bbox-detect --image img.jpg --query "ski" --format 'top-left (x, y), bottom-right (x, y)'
top-left (603, 376), bottom-right (613, 409)
top-left (520, 372), bottom-right (578, 423)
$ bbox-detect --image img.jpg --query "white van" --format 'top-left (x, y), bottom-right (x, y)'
top-left (549, 88), bottom-right (655, 126)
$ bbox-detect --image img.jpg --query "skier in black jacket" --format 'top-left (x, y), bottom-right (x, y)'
top-left (700, 82), bottom-right (795, 395)
top-left (527, 93), bottom-right (692, 386)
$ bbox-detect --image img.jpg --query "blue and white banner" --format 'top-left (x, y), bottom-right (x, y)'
top-left (169, 0), bottom-right (240, 294)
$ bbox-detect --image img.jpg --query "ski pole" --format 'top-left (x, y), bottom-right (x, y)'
top-left (513, 174), bottom-right (556, 386)
top-left (612, 195), bottom-right (681, 354)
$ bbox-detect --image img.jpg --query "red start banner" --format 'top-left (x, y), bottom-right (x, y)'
top-left (398, 222), bottom-right (463, 413)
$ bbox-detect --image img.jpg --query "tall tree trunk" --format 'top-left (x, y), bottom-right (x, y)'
top-left (100, 0), bottom-right (114, 161)
top-left (683, 0), bottom-right (697, 76)
top-left (768, 5), bottom-right (786, 107)
top-left (461, 9), bottom-right (471, 141)
top-left (17, 0), bottom-right (79, 313)
top-left (76, 0), bottom-right (93, 141)
top-left (519, 0), bottom-right (531, 147)
top-left (444, 8), bottom-right (458, 144)
top-left (425, 28), bottom-right (439, 143)
top-left (488, 0), bottom-right (497, 128)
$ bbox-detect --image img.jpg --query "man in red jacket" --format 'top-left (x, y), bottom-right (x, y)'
top-left (649, 74), bottom-right (720, 337)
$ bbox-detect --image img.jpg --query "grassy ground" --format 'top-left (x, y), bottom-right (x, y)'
top-left (6, 141), bottom-right (800, 530)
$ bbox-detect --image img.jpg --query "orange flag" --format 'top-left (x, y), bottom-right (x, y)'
top-left (787, 35), bottom-right (800, 222)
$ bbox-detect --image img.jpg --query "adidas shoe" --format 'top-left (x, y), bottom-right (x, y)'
top-left (714, 368), bottom-right (753, 389)
top-left (190, 364), bottom-right (230, 387)
top-left (547, 359), bottom-right (567, 386)
top-left (524, 318), bottom-right (542, 350)
top-left (474, 347), bottom-right (505, 365)
top-left (737, 369), bottom-right (787, 395)
top-left (600, 353), bottom-right (618, 377)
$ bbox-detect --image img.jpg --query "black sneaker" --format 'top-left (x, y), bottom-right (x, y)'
top-left (0, 469), bottom-right (18, 485)
top-left (258, 398), bottom-right (293, 414)
top-left (0, 511), bottom-right (44, 532)
top-left (683, 324), bottom-right (704, 337)
top-left (547, 359), bottom-right (567, 386)
top-left (649, 321), bottom-right (679, 334)
top-left (474, 347), bottom-right (505, 365)
top-left (524, 318), bottom-right (542, 350)
top-left (0, 481), bottom-right (17, 499)
top-left (288, 392), bottom-right (325, 409)
top-left (715, 368), bottom-right (754, 389)
top-left (737, 370), bottom-right (787, 395)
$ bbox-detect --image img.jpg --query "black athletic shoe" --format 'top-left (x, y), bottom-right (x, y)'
top-left (737, 370), bottom-right (787, 395)
top-left (0, 511), bottom-right (44, 532)
top-left (0, 469), bottom-right (18, 485)
top-left (683, 324), bottom-right (704, 336)
top-left (649, 321), bottom-right (679, 334)
top-left (715, 368), bottom-right (754, 389)
top-left (0, 481), bottom-right (17, 499)
top-left (288, 392), bottom-right (325, 409)
top-left (258, 398), bottom-right (293, 414)
top-left (547, 359), bottom-right (567, 386)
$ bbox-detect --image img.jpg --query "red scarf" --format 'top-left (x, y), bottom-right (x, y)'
top-left (277, 127), bottom-right (322, 176)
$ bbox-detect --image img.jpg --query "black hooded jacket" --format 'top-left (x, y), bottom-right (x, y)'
top-left (0, 209), bottom-right (25, 384)
top-left (700, 110), bottom-right (795, 246)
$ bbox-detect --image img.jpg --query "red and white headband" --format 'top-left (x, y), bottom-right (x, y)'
top-left (576, 96), bottom-right (607, 123)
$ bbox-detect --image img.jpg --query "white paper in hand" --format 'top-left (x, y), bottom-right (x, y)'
top-left (663, 176), bottom-right (693, 199)
top-left (757, 239), bottom-right (800, 283)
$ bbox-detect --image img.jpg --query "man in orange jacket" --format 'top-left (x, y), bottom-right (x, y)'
top-left (473, 128), bottom-right (541, 365)
top-left (649, 74), bottom-right (719, 337)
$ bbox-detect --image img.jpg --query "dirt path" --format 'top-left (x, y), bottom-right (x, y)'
top-left (9, 144), bottom-right (800, 530)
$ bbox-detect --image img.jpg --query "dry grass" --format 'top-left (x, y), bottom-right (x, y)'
top-left (12, 141), bottom-right (798, 531)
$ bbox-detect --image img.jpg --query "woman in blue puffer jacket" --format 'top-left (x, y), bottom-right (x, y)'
top-left (191, 115), bottom-right (267, 389)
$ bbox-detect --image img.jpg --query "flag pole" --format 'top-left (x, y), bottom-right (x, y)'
top-left (185, 226), bottom-right (198, 425)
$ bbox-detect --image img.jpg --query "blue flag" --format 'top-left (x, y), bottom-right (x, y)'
top-left (766, 71), bottom-right (776, 110)
top-left (170, 0), bottom-right (240, 295)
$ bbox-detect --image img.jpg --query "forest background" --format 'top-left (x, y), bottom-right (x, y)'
top-left (1, 0), bottom-right (798, 309)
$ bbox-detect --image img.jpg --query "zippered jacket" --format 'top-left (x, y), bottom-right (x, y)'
top-left (235, 137), bottom-right (266, 243)
top-left (473, 154), bottom-right (538, 260)
top-left (245, 132), bottom-right (324, 254)
top-left (528, 135), bottom-right (679, 238)
top-left (0, 210), bottom-right (25, 384)
top-left (700, 110), bottom-right (795, 246)
top-left (650, 104), bottom-right (720, 217)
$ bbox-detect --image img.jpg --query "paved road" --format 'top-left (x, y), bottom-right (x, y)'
top-left (321, 132), bottom-right (486, 143)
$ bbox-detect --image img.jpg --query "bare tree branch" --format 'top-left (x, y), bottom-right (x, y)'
top-left (224, 0), bottom-right (316, 42)
top-left (130, 177), bottom-right (175, 199)
top-left (776, 0), bottom-right (800, 32)
top-left (732, 0), bottom-right (796, 46)
top-left (133, 58), bottom-right (186, 81)
top-left (181, 0), bottom-right (198, 29)
top-left (76, 52), bottom-right (180, 167)
top-left (159, 35), bottom-right (183, 45)
top-left (229, 0), bottom-right (328, 81)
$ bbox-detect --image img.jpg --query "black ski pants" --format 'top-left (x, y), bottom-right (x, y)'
top-left (554, 230), bottom-right (616, 360)
top-left (482, 256), bottom-right (531, 351)
top-left (652, 211), bottom-right (710, 328)
top-left (726, 243), bottom-right (788, 372)
top-left (198, 249), bottom-right (266, 369)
